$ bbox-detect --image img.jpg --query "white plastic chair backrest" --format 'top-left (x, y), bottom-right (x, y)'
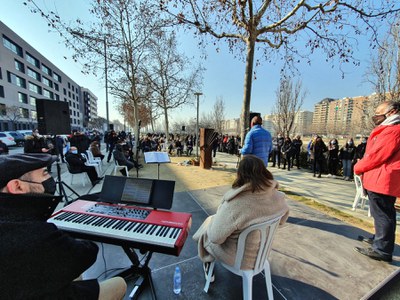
top-left (234, 215), bottom-right (282, 272)
top-left (354, 174), bottom-right (367, 197)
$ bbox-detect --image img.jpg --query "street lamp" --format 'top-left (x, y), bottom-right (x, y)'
top-left (194, 92), bottom-right (202, 159)
top-left (70, 30), bottom-right (109, 131)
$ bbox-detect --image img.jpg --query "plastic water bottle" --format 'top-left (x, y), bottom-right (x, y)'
top-left (173, 265), bottom-right (182, 294)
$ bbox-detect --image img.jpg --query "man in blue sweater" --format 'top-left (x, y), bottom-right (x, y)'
top-left (241, 115), bottom-right (272, 166)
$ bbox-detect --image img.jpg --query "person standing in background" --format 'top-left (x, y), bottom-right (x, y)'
top-left (241, 116), bottom-right (272, 167)
top-left (339, 138), bottom-right (356, 181)
top-left (291, 135), bottom-right (303, 169)
top-left (327, 138), bottom-right (339, 178)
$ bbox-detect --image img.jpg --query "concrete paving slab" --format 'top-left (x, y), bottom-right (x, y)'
top-left (52, 150), bottom-right (400, 299)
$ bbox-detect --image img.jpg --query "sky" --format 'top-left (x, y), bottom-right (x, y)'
top-left (0, 0), bottom-right (383, 127)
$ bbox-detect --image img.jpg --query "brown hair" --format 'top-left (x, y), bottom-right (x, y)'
top-left (232, 155), bottom-right (274, 192)
top-left (251, 116), bottom-right (263, 126)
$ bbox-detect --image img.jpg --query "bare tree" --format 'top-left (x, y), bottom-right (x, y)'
top-left (366, 20), bottom-right (400, 103)
top-left (211, 96), bottom-right (226, 134)
top-left (88, 116), bottom-right (107, 131)
top-left (5, 106), bottom-right (22, 131)
top-left (160, 0), bottom-right (400, 144)
top-left (272, 76), bottom-right (305, 137)
top-left (144, 30), bottom-right (203, 138)
top-left (26, 0), bottom-right (171, 141)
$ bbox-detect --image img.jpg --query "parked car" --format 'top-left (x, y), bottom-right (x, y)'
top-left (17, 130), bottom-right (33, 137)
top-left (4, 131), bottom-right (25, 146)
top-left (0, 132), bottom-right (16, 147)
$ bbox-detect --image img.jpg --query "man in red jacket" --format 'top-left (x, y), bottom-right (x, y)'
top-left (354, 101), bottom-right (400, 262)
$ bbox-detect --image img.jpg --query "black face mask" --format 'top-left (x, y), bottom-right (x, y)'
top-left (372, 114), bottom-right (386, 126)
top-left (20, 177), bottom-right (57, 195)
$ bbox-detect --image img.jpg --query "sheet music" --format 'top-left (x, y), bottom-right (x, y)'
top-left (144, 151), bottom-right (171, 164)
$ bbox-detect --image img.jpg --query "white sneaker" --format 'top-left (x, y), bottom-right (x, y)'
top-left (332, 175), bottom-right (336, 179)
top-left (326, 174), bottom-right (332, 178)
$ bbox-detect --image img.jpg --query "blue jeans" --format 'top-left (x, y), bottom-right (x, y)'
top-left (367, 190), bottom-right (396, 256)
top-left (342, 159), bottom-right (352, 177)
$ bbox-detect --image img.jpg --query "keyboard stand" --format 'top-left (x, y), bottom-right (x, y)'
top-left (120, 246), bottom-right (157, 300)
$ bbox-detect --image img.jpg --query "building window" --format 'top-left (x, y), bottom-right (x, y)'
top-left (0, 86), bottom-right (4, 98)
top-left (29, 96), bottom-right (37, 106)
top-left (14, 59), bottom-right (25, 73)
top-left (43, 88), bottom-right (54, 99)
top-left (7, 71), bottom-right (26, 88)
top-left (55, 94), bottom-right (60, 101)
top-left (53, 72), bottom-right (61, 83)
top-left (3, 35), bottom-right (23, 57)
top-left (42, 76), bottom-right (53, 88)
top-left (63, 88), bottom-right (66, 95)
top-left (31, 110), bottom-right (37, 120)
top-left (0, 103), bottom-right (6, 115)
top-left (0, 67), bottom-right (2, 80)
top-left (18, 92), bottom-right (28, 104)
top-left (19, 107), bottom-right (29, 118)
top-left (26, 52), bottom-right (40, 68)
top-left (41, 64), bottom-right (52, 76)
top-left (28, 82), bottom-right (42, 94)
top-left (27, 68), bottom-right (41, 81)
top-left (54, 83), bottom-right (59, 91)
top-left (68, 91), bottom-right (71, 97)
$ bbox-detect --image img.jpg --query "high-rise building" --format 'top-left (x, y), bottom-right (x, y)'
top-left (312, 98), bottom-right (335, 134)
top-left (0, 21), bottom-right (97, 132)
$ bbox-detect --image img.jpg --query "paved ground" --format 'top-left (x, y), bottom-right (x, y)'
top-left (52, 149), bottom-right (400, 299)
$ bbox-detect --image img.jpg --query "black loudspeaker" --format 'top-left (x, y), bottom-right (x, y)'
top-left (36, 99), bottom-right (71, 134)
top-left (182, 126), bottom-right (186, 131)
top-left (249, 112), bottom-right (261, 127)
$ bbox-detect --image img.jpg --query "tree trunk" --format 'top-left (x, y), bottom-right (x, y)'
top-left (240, 38), bottom-right (255, 146)
top-left (163, 106), bottom-right (169, 139)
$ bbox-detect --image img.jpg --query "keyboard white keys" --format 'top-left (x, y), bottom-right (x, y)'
top-left (48, 212), bottom-right (182, 248)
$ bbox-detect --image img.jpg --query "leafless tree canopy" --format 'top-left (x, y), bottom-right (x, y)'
top-left (211, 96), bottom-right (226, 134)
top-left (5, 106), bottom-right (22, 131)
top-left (272, 76), bottom-right (305, 137)
top-left (160, 0), bottom-right (400, 144)
top-left (144, 31), bottom-right (202, 138)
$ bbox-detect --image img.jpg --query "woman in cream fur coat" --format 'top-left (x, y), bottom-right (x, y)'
top-left (193, 155), bottom-right (289, 272)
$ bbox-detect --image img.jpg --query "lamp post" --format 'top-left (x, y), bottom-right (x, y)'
top-left (194, 92), bottom-right (202, 159)
top-left (104, 38), bottom-right (110, 131)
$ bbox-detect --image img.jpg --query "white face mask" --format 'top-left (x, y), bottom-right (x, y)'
top-left (71, 150), bottom-right (78, 154)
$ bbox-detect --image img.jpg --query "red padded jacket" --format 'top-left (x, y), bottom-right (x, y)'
top-left (354, 124), bottom-right (400, 197)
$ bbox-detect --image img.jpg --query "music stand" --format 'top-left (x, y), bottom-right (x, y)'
top-left (144, 152), bottom-right (171, 179)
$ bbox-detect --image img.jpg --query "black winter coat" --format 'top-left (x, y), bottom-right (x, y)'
top-left (0, 192), bottom-right (99, 299)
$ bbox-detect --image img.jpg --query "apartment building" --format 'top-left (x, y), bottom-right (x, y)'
top-left (313, 95), bottom-right (370, 136)
top-left (0, 21), bottom-right (97, 132)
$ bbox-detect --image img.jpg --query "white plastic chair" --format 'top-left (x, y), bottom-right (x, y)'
top-left (113, 155), bottom-right (129, 177)
top-left (204, 215), bottom-right (283, 300)
top-left (81, 153), bottom-right (101, 176)
top-left (65, 161), bottom-right (89, 187)
top-left (352, 174), bottom-right (371, 217)
top-left (86, 150), bottom-right (102, 172)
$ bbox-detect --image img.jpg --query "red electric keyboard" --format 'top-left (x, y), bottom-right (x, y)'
top-left (47, 200), bottom-right (192, 256)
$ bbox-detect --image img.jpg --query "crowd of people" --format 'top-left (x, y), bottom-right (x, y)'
top-left (266, 132), bottom-right (368, 181)
top-left (0, 101), bottom-right (399, 299)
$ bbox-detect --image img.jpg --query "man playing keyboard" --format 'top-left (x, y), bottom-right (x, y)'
top-left (0, 153), bottom-right (126, 300)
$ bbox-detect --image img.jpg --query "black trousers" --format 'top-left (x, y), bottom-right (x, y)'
top-left (82, 165), bottom-right (99, 183)
top-left (367, 190), bottom-right (396, 256)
